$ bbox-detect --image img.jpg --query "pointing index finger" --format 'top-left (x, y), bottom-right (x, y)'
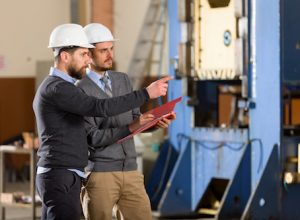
top-left (158, 76), bottom-right (173, 83)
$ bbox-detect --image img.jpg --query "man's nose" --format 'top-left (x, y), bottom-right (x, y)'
top-left (85, 55), bottom-right (92, 65)
top-left (107, 50), bottom-right (113, 59)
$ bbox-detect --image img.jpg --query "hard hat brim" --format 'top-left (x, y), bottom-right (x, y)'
top-left (89, 39), bottom-right (119, 44)
top-left (48, 43), bottom-right (95, 49)
top-left (81, 43), bottom-right (95, 48)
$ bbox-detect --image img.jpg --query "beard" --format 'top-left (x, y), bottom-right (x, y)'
top-left (94, 59), bottom-right (113, 72)
top-left (94, 66), bottom-right (111, 72)
top-left (68, 65), bottom-right (86, 80)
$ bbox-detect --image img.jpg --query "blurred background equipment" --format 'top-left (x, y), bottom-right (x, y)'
top-left (127, 0), bottom-right (168, 90)
top-left (142, 0), bottom-right (300, 219)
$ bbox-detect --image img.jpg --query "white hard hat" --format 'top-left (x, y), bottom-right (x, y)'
top-left (48, 23), bottom-right (95, 49)
top-left (83, 23), bottom-right (118, 44)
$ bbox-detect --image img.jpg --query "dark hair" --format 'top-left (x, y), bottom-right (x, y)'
top-left (58, 46), bottom-right (80, 56)
top-left (54, 46), bottom-right (80, 61)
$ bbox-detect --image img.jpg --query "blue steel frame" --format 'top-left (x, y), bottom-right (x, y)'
top-left (242, 145), bottom-right (281, 219)
top-left (248, 0), bottom-right (281, 188)
top-left (217, 142), bottom-right (251, 219)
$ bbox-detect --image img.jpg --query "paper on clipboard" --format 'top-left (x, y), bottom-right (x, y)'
top-left (117, 96), bottom-right (182, 144)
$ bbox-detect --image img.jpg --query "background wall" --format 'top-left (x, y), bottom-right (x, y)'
top-left (0, 0), bottom-right (151, 78)
top-left (91, 0), bottom-right (113, 30)
top-left (0, 0), bottom-right (70, 77)
top-left (114, 0), bottom-right (151, 73)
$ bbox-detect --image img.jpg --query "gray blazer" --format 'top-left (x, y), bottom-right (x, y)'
top-left (76, 71), bottom-right (140, 172)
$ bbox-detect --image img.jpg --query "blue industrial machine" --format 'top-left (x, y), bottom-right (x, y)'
top-left (146, 0), bottom-right (300, 218)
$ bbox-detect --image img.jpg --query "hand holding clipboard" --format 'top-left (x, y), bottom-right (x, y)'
top-left (117, 97), bottom-right (182, 143)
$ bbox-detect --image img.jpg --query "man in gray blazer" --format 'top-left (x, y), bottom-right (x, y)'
top-left (77, 23), bottom-right (176, 220)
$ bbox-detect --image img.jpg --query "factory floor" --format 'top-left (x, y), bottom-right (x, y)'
top-left (3, 205), bottom-right (210, 220)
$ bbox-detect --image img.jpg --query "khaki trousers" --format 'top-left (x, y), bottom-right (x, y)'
top-left (81, 170), bottom-right (152, 220)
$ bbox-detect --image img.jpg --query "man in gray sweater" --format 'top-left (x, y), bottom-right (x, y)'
top-left (77, 23), bottom-right (176, 220)
top-left (33, 23), bottom-right (171, 220)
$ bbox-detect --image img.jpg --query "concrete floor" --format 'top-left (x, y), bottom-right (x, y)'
top-left (3, 207), bottom-right (41, 220)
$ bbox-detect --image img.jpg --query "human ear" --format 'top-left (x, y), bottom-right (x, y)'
top-left (60, 51), bottom-right (70, 63)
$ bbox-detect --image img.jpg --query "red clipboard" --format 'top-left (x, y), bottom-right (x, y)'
top-left (117, 96), bottom-right (182, 143)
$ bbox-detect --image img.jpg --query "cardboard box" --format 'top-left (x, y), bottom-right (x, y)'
top-left (0, 193), bottom-right (14, 204)
top-left (0, 192), bottom-right (24, 204)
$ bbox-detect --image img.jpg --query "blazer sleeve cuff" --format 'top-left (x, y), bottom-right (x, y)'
top-left (142, 88), bottom-right (150, 101)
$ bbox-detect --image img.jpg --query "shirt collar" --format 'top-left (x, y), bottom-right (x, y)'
top-left (49, 67), bottom-right (76, 84)
top-left (87, 69), bottom-right (110, 81)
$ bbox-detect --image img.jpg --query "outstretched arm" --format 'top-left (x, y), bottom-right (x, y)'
top-left (52, 76), bottom-right (172, 117)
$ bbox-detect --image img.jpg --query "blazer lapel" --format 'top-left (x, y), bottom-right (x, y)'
top-left (85, 75), bottom-right (109, 98)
